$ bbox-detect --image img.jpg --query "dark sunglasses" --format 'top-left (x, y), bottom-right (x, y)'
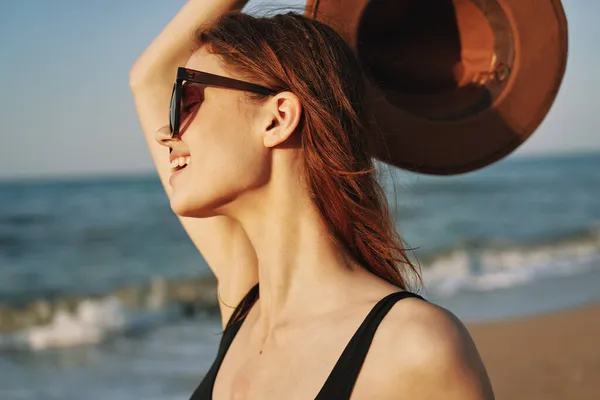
top-left (169, 67), bottom-right (277, 138)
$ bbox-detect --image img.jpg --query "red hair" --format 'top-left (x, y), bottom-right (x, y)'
top-left (194, 11), bottom-right (422, 326)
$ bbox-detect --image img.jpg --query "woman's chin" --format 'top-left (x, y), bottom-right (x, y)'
top-left (170, 196), bottom-right (217, 218)
top-left (170, 198), bottom-right (198, 217)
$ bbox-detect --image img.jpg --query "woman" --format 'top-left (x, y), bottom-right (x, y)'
top-left (129, 1), bottom-right (494, 399)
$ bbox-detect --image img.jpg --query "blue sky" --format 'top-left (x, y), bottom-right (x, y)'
top-left (0, 0), bottom-right (598, 180)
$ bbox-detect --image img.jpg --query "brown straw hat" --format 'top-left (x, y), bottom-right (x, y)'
top-left (305, 0), bottom-right (569, 175)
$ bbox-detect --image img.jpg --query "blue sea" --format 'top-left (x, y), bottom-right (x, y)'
top-left (1, 152), bottom-right (600, 399)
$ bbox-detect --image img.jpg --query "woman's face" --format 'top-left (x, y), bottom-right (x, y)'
top-left (161, 48), bottom-right (274, 219)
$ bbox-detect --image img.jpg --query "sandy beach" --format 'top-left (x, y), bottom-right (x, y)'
top-left (467, 302), bottom-right (600, 400)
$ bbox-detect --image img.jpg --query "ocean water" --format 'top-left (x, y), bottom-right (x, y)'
top-left (1, 152), bottom-right (600, 399)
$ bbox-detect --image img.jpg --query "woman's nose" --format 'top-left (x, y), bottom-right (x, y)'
top-left (155, 125), bottom-right (179, 148)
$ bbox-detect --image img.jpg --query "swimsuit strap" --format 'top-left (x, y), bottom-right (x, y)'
top-left (188, 282), bottom-right (259, 400)
top-left (315, 290), bottom-right (427, 399)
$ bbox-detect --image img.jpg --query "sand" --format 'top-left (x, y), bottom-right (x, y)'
top-left (467, 302), bottom-right (600, 400)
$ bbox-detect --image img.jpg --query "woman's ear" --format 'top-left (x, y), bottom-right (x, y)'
top-left (262, 91), bottom-right (302, 148)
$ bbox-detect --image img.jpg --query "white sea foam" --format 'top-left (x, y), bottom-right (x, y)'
top-left (25, 297), bottom-right (127, 350)
top-left (421, 232), bottom-right (600, 297)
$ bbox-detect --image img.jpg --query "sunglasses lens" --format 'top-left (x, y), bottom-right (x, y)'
top-left (179, 82), bottom-right (203, 133)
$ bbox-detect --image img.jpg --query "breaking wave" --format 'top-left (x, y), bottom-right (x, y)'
top-left (1, 228), bottom-right (600, 351)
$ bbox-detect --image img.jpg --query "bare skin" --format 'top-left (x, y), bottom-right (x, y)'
top-left (129, 1), bottom-right (495, 399)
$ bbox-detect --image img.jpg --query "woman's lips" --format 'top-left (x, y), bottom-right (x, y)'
top-left (169, 165), bottom-right (188, 186)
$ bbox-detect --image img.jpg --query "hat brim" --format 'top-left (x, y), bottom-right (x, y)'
top-left (306, 0), bottom-right (569, 175)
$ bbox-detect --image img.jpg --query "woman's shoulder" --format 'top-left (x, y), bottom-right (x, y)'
top-left (383, 297), bottom-right (473, 358)
top-left (373, 296), bottom-right (495, 399)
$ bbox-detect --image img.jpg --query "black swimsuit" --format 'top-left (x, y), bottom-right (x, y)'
top-left (189, 283), bottom-right (426, 399)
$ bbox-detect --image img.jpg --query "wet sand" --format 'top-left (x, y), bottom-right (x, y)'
top-left (467, 302), bottom-right (600, 400)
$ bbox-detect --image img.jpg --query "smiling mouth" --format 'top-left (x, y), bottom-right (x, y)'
top-left (170, 156), bottom-right (191, 172)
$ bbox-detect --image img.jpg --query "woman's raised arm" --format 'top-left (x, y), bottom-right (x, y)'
top-left (129, 0), bottom-right (258, 329)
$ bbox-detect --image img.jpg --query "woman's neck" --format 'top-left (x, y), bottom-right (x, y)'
top-left (227, 168), bottom-right (365, 341)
